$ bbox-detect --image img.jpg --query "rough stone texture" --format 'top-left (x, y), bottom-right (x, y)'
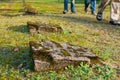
top-left (23, 4), bottom-right (39, 14)
top-left (30, 41), bottom-right (103, 71)
top-left (27, 21), bottom-right (63, 33)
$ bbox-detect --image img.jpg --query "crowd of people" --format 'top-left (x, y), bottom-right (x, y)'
top-left (63, 0), bottom-right (120, 25)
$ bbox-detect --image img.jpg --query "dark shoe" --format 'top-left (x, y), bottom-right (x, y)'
top-left (84, 8), bottom-right (88, 13)
top-left (109, 21), bottom-right (120, 25)
top-left (96, 13), bottom-right (102, 21)
top-left (63, 10), bottom-right (67, 14)
top-left (71, 11), bottom-right (76, 14)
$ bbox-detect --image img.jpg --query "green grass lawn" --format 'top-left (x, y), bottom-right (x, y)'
top-left (0, 1), bottom-right (120, 80)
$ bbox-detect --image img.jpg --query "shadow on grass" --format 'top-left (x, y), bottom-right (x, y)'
top-left (0, 13), bottom-right (38, 17)
top-left (7, 25), bottom-right (29, 33)
top-left (0, 9), bottom-right (24, 17)
top-left (40, 13), bottom-right (120, 33)
top-left (2, 11), bottom-right (120, 34)
top-left (0, 13), bottom-right (23, 17)
top-left (0, 46), bottom-right (34, 70)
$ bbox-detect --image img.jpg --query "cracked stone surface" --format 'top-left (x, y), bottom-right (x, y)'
top-left (30, 41), bottom-right (103, 71)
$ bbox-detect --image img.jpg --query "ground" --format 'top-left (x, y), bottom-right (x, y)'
top-left (0, 1), bottom-right (120, 80)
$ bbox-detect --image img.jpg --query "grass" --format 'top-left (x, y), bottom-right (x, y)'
top-left (0, 1), bottom-right (120, 80)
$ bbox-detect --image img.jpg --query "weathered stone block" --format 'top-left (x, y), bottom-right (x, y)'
top-left (27, 21), bottom-right (63, 33)
top-left (30, 41), bottom-right (103, 71)
top-left (23, 4), bottom-right (39, 14)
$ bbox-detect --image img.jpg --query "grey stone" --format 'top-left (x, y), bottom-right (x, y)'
top-left (23, 4), bottom-right (39, 14)
top-left (27, 21), bottom-right (63, 33)
top-left (30, 41), bottom-right (103, 71)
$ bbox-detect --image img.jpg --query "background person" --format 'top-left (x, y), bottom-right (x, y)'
top-left (84, 0), bottom-right (97, 15)
top-left (96, 0), bottom-right (120, 25)
top-left (63, 0), bottom-right (75, 14)
top-left (96, 0), bottom-right (110, 21)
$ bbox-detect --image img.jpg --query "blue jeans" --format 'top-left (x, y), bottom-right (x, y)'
top-left (84, 0), bottom-right (96, 13)
top-left (64, 0), bottom-right (75, 12)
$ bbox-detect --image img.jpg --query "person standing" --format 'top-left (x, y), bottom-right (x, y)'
top-left (63, 0), bottom-right (75, 14)
top-left (84, 0), bottom-right (97, 15)
top-left (96, 0), bottom-right (120, 25)
top-left (96, 0), bottom-right (110, 21)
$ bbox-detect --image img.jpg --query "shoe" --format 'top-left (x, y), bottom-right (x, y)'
top-left (63, 10), bottom-right (67, 14)
top-left (71, 11), bottom-right (76, 14)
top-left (96, 13), bottom-right (102, 21)
top-left (109, 21), bottom-right (120, 25)
top-left (84, 8), bottom-right (88, 13)
top-left (91, 12), bottom-right (97, 16)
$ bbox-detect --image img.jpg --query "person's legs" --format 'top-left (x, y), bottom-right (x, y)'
top-left (98, 0), bottom-right (110, 13)
top-left (90, 0), bottom-right (96, 15)
top-left (109, 1), bottom-right (120, 25)
top-left (96, 0), bottom-right (110, 20)
top-left (63, 0), bottom-right (68, 14)
top-left (70, 0), bottom-right (75, 13)
top-left (84, 0), bottom-right (90, 12)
